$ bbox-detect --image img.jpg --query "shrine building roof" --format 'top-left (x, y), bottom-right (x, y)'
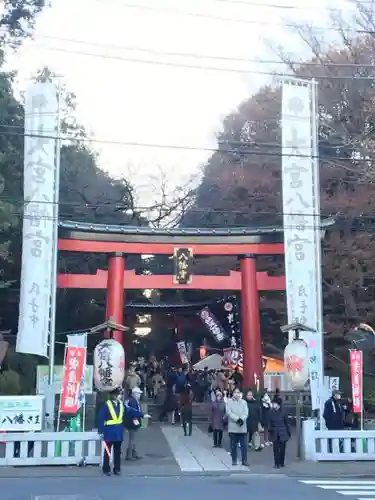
top-left (58, 218), bottom-right (335, 246)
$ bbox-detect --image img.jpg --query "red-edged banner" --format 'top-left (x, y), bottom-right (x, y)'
top-left (176, 342), bottom-right (189, 364)
top-left (349, 349), bottom-right (363, 414)
top-left (60, 346), bottom-right (86, 414)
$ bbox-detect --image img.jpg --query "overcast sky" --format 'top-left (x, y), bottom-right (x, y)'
top-left (7, 0), bottom-right (337, 205)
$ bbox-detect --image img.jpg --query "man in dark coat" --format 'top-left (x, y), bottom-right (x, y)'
top-left (323, 390), bottom-right (345, 453)
top-left (269, 397), bottom-right (291, 468)
top-left (245, 390), bottom-right (262, 450)
top-left (323, 390), bottom-right (344, 430)
top-left (179, 384), bottom-right (194, 436)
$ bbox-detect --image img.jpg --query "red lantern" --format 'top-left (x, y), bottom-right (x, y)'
top-left (199, 346), bottom-right (207, 359)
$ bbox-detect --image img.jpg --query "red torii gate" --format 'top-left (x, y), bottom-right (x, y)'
top-left (56, 221), bottom-right (329, 387)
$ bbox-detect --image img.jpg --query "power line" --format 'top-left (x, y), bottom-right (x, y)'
top-left (2, 197), bottom-right (375, 225)
top-left (90, 0), bottom-right (372, 34)
top-left (2, 126), bottom-right (375, 161)
top-left (34, 34), bottom-right (375, 70)
top-left (2, 191), bottom-right (375, 216)
top-left (0, 121), bottom-right (369, 153)
top-left (208, 0), bottom-right (373, 11)
top-left (1, 123), bottom-right (374, 186)
top-left (27, 43), bottom-right (375, 79)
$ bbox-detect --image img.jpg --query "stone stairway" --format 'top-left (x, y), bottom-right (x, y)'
top-left (147, 401), bottom-right (211, 423)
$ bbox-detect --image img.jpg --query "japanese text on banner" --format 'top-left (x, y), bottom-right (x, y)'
top-left (350, 350), bottom-right (363, 414)
top-left (17, 83), bottom-right (59, 357)
top-left (0, 396), bottom-right (44, 432)
top-left (176, 342), bottom-right (189, 364)
top-left (281, 81), bottom-right (324, 411)
top-left (60, 347), bottom-right (86, 414)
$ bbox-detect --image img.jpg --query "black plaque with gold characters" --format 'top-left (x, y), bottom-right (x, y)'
top-left (173, 247), bottom-right (193, 284)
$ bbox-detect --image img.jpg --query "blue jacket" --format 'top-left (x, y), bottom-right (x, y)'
top-left (174, 373), bottom-right (186, 393)
top-left (98, 399), bottom-right (142, 442)
top-left (124, 396), bottom-right (144, 430)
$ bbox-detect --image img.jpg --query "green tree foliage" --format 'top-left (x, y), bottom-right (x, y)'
top-left (0, 66), bottom-right (141, 332)
top-left (0, 0), bottom-right (45, 46)
top-left (0, 15), bottom-right (145, 391)
top-left (0, 369), bottom-right (21, 395)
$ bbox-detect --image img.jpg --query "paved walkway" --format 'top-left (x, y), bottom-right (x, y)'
top-left (161, 425), bottom-right (248, 472)
top-left (1, 424), bottom-right (375, 477)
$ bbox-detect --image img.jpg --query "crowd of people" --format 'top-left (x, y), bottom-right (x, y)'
top-left (97, 358), bottom-right (293, 474)
top-left (97, 355), bottom-right (360, 476)
top-left (121, 359), bottom-right (291, 469)
top-left (209, 387), bottom-right (290, 468)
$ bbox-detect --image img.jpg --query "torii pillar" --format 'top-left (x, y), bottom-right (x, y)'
top-left (105, 252), bottom-right (125, 344)
top-left (240, 254), bottom-right (263, 390)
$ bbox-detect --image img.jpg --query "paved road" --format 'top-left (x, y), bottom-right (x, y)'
top-left (299, 480), bottom-right (375, 500)
top-left (1, 474), bottom-right (340, 500)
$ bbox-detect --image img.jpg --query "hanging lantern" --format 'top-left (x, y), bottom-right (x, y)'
top-left (199, 346), bottom-right (207, 359)
top-left (224, 302), bottom-right (233, 312)
top-left (284, 339), bottom-right (309, 390)
top-left (93, 339), bottom-right (125, 392)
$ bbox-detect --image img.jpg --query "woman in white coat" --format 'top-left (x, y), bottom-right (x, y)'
top-left (226, 388), bottom-right (249, 466)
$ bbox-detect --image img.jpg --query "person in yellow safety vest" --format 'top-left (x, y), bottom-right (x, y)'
top-left (98, 387), bottom-right (144, 476)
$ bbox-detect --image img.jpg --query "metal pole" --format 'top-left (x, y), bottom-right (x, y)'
top-left (82, 332), bottom-right (88, 432)
top-left (47, 85), bottom-right (61, 423)
top-left (296, 390), bottom-right (302, 459)
top-left (360, 350), bottom-right (364, 431)
top-left (293, 328), bottom-right (303, 459)
top-left (56, 344), bottom-right (67, 432)
top-left (311, 79), bottom-right (325, 428)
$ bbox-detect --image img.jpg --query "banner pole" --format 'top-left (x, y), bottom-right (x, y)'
top-left (82, 333), bottom-right (87, 432)
top-left (56, 343), bottom-right (67, 432)
top-left (47, 86), bottom-right (61, 423)
top-left (360, 350), bottom-right (364, 431)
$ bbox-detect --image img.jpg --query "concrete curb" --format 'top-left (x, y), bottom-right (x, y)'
top-left (0, 467), bottom-right (288, 479)
top-left (286, 472), bottom-right (375, 479)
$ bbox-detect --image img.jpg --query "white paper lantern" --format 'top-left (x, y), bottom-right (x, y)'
top-left (93, 339), bottom-right (125, 392)
top-left (284, 339), bottom-right (309, 390)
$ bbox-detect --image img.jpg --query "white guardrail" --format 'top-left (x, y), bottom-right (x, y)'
top-left (0, 431), bottom-right (102, 466)
top-left (303, 419), bottom-right (375, 461)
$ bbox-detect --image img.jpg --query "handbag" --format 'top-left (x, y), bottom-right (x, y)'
top-left (208, 424), bottom-right (213, 433)
top-left (252, 430), bottom-right (261, 450)
top-left (222, 415), bottom-right (228, 429)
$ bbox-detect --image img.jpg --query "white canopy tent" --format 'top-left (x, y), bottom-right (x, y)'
top-left (192, 354), bottom-right (223, 371)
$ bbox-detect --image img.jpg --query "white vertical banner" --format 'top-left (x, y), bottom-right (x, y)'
top-left (176, 341), bottom-right (189, 364)
top-left (17, 83), bottom-right (59, 357)
top-left (281, 79), bottom-right (324, 411)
